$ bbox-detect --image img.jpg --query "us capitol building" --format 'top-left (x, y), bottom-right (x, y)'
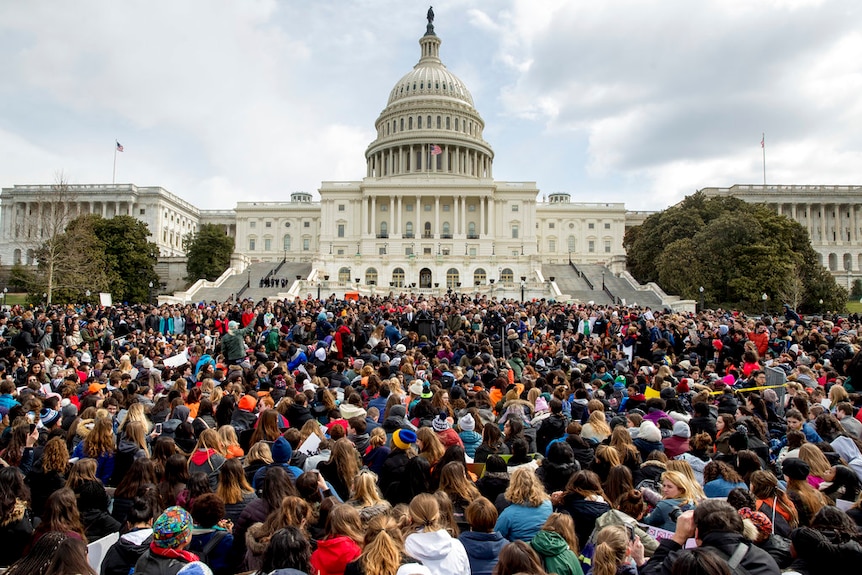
top-left (1, 13), bottom-right (859, 301)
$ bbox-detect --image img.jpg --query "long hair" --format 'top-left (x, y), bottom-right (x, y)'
top-left (603, 465), bottom-right (633, 508)
top-left (541, 512), bottom-right (579, 553)
top-left (249, 409), bottom-right (281, 448)
top-left (123, 420), bottom-right (149, 453)
top-left (331, 438), bottom-right (361, 491)
top-left (325, 502), bottom-right (364, 545)
top-left (351, 470), bottom-right (386, 508)
top-left (407, 492), bottom-right (441, 532)
top-left (83, 417), bottom-right (115, 458)
top-left (115, 458), bottom-right (157, 499)
top-left (749, 470), bottom-right (799, 528)
top-left (41, 437), bottom-right (69, 474)
top-left (263, 496), bottom-right (312, 538)
top-left (786, 476), bottom-right (828, 520)
top-left (505, 466), bottom-right (549, 507)
top-left (2, 424), bottom-right (29, 467)
top-left (217, 458), bottom-right (254, 504)
top-left (661, 470), bottom-right (701, 505)
top-left (565, 469), bottom-right (607, 501)
top-left (119, 403), bottom-right (148, 434)
top-left (361, 514), bottom-right (405, 575)
top-left (5, 532), bottom-right (96, 575)
top-left (799, 444), bottom-right (831, 479)
top-left (587, 410), bottom-right (611, 438)
top-left (494, 540), bottom-right (547, 575)
top-left (0, 467), bottom-right (30, 522)
top-left (190, 428), bottom-right (225, 468)
top-left (66, 458), bottom-right (98, 491)
top-left (416, 427), bottom-right (445, 466)
top-left (609, 426), bottom-right (639, 461)
top-left (438, 461), bottom-right (480, 504)
top-left (261, 467), bottom-right (298, 511)
top-left (666, 460), bottom-right (707, 500)
top-left (592, 525), bottom-right (628, 575)
top-left (39, 487), bottom-right (87, 542)
top-left (217, 425), bottom-right (241, 452)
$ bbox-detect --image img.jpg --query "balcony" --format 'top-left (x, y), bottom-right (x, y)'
top-left (403, 233), bottom-right (415, 239)
top-left (467, 234), bottom-right (479, 239)
top-left (422, 232), bottom-right (434, 239)
top-left (376, 233), bottom-right (389, 239)
top-left (440, 233), bottom-right (453, 239)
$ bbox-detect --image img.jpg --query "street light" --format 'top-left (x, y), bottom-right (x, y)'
top-left (761, 292), bottom-right (768, 316)
top-left (819, 298), bottom-right (824, 315)
top-left (699, 286), bottom-right (704, 311)
top-left (520, 276), bottom-right (527, 302)
top-left (601, 270), bottom-right (606, 291)
top-left (149, 282), bottom-right (154, 305)
top-left (2, 287), bottom-right (8, 307)
top-left (317, 281), bottom-right (322, 300)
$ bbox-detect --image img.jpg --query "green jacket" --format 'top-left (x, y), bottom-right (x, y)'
top-left (530, 530), bottom-right (583, 575)
top-left (221, 325), bottom-right (254, 361)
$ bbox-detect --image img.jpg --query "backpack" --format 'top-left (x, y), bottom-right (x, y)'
top-left (188, 530), bottom-right (228, 568)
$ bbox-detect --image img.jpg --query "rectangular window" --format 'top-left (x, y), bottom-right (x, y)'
top-left (512, 204), bottom-right (519, 212)
top-left (588, 222), bottom-right (595, 229)
top-left (304, 222), bottom-right (310, 228)
top-left (549, 223), bottom-right (555, 229)
top-left (588, 240), bottom-right (595, 253)
top-left (424, 247), bottom-right (432, 255)
top-left (380, 204), bottom-right (388, 212)
top-left (406, 204), bottom-right (414, 212)
top-left (549, 239), bottom-right (556, 251)
top-left (139, 208), bottom-right (146, 215)
top-left (512, 226), bottom-right (519, 239)
top-left (468, 204), bottom-right (476, 212)
top-left (337, 249), bottom-right (344, 255)
top-left (264, 238), bottom-right (271, 251)
top-left (379, 247), bottom-right (386, 255)
top-left (424, 204), bottom-right (432, 211)
top-left (406, 246), bottom-right (414, 255)
top-left (250, 221), bottom-right (256, 229)
top-left (443, 204), bottom-right (450, 212)
top-left (604, 222), bottom-right (611, 229)
top-left (469, 247), bottom-right (477, 256)
top-left (604, 240), bottom-right (612, 253)
top-left (265, 221), bottom-right (272, 228)
top-left (337, 224), bottom-right (345, 238)
top-left (249, 239), bottom-right (256, 251)
top-left (303, 239), bottom-right (310, 251)
top-left (338, 204), bottom-right (345, 212)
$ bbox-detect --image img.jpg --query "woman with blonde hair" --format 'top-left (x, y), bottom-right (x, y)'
top-left (218, 424), bottom-right (244, 459)
top-left (495, 466), bottom-right (553, 542)
top-left (581, 410), bottom-right (611, 444)
top-left (118, 402), bottom-right (151, 435)
top-left (591, 524), bottom-right (645, 575)
top-left (643, 470), bottom-right (702, 531)
top-left (404, 493), bottom-right (471, 575)
top-left (417, 426), bottom-right (446, 468)
top-left (111, 420), bottom-right (149, 485)
top-left (188, 428), bottom-right (226, 490)
top-left (348, 470), bottom-right (391, 522)
top-left (348, 514), bottom-right (422, 575)
top-left (363, 427), bottom-right (390, 475)
top-left (782, 457), bottom-right (828, 526)
top-left (71, 417), bottom-right (115, 484)
top-left (798, 443), bottom-right (831, 488)
top-left (300, 418), bottom-right (326, 444)
top-left (665, 460), bottom-right (706, 500)
top-left (311, 503), bottom-right (364, 575)
top-left (27, 436), bottom-right (69, 516)
top-left (609, 426), bottom-right (641, 471)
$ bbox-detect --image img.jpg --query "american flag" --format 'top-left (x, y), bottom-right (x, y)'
top-left (430, 144), bottom-right (442, 155)
top-left (116, 141), bottom-right (124, 152)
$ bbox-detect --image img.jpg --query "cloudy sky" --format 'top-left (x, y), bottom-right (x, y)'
top-left (1, 0), bottom-right (860, 211)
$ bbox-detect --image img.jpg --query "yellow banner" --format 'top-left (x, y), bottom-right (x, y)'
top-left (708, 383), bottom-right (788, 395)
top-left (645, 386), bottom-right (661, 399)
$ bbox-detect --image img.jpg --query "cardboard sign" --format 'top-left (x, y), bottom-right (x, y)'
top-left (99, 292), bottom-right (113, 307)
top-left (637, 523), bottom-right (697, 548)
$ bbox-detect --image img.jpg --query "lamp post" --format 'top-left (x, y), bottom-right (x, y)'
top-left (317, 281), bottom-right (321, 301)
top-left (148, 282), bottom-right (154, 305)
top-left (699, 286), bottom-right (704, 311)
top-left (819, 298), bottom-right (824, 315)
top-left (761, 292), bottom-right (768, 316)
top-left (601, 270), bottom-right (605, 291)
top-left (383, 242), bottom-right (388, 255)
top-left (2, 287), bottom-right (7, 307)
top-left (437, 243), bottom-right (441, 256)
top-left (520, 276), bottom-right (527, 302)
top-left (85, 289), bottom-right (91, 305)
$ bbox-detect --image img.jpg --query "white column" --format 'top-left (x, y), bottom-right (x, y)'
top-left (454, 195), bottom-right (460, 236)
top-left (821, 203), bottom-right (828, 243)
top-left (434, 196), bottom-right (440, 237)
top-left (480, 196), bottom-right (485, 236)
top-left (389, 196), bottom-right (395, 237)
top-left (371, 196), bottom-right (377, 236)
top-left (361, 197), bottom-right (368, 235)
top-left (853, 205), bottom-right (858, 242)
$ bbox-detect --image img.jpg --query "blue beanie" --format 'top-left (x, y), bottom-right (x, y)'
top-left (271, 436), bottom-right (292, 463)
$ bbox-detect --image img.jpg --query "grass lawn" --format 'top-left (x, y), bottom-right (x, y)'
top-left (2, 293), bottom-right (28, 305)
top-left (847, 301), bottom-right (862, 314)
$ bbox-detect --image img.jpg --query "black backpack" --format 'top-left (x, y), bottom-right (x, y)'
top-left (188, 530), bottom-right (228, 568)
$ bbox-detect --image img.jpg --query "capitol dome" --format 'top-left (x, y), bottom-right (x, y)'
top-left (365, 13), bottom-right (493, 180)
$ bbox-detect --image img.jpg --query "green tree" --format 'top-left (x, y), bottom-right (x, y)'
top-left (183, 224), bottom-right (235, 283)
top-left (92, 215), bottom-right (159, 303)
top-left (624, 192), bottom-right (847, 312)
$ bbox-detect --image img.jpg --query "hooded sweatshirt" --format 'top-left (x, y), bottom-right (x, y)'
top-left (530, 530), bottom-right (584, 575)
top-left (404, 529), bottom-right (471, 575)
top-left (188, 448), bottom-right (226, 490)
top-left (310, 535), bottom-right (362, 575)
top-left (101, 527), bottom-right (153, 575)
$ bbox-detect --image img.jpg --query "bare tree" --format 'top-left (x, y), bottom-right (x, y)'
top-left (778, 263), bottom-right (805, 311)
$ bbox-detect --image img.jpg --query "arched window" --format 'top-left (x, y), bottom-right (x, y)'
top-left (26, 249), bottom-right (35, 265)
top-left (405, 221), bottom-right (414, 238)
top-left (338, 267), bottom-right (351, 282)
top-left (392, 268), bottom-right (405, 288)
top-left (501, 268), bottom-right (514, 283)
top-left (365, 267), bottom-right (378, 285)
top-left (844, 253), bottom-right (853, 271)
top-left (408, 117), bottom-right (413, 130)
top-left (424, 222), bottom-right (432, 238)
top-left (446, 268), bottom-right (459, 288)
top-left (379, 221), bottom-right (388, 238)
top-left (400, 118), bottom-right (404, 131)
top-left (468, 222), bottom-right (477, 238)
top-left (437, 116), bottom-right (441, 129)
top-left (829, 253), bottom-right (838, 271)
top-left (442, 222), bottom-right (451, 238)
top-left (417, 116), bottom-right (422, 129)
top-left (13, 249), bottom-right (21, 265)
top-left (473, 268), bottom-right (487, 286)
top-left (567, 235), bottom-right (576, 253)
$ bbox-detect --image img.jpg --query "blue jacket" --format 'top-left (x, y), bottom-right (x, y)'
top-left (495, 500), bottom-right (552, 542)
top-left (188, 528), bottom-right (233, 575)
top-left (459, 430), bottom-right (482, 458)
top-left (458, 531), bottom-right (508, 575)
top-left (368, 396), bottom-right (388, 422)
top-left (72, 442), bottom-right (115, 485)
top-left (643, 498), bottom-right (693, 532)
top-left (252, 462), bottom-right (304, 490)
top-left (703, 477), bottom-right (747, 498)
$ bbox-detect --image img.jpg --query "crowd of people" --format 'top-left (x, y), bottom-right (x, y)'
top-left (2, 291), bottom-right (862, 575)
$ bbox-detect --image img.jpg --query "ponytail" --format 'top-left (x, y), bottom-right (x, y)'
top-left (592, 526), bottom-right (628, 575)
top-left (363, 528), bottom-right (401, 575)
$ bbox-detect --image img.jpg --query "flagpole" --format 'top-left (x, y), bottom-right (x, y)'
top-left (762, 132), bottom-right (766, 186)
top-left (112, 144), bottom-right (117, 185)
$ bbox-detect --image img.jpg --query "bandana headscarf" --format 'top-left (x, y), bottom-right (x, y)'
top-left (153, 506), bottom-right (193, 549)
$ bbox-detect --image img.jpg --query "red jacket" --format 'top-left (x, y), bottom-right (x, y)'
top-left (310, 536), bottom-right (361, 575)
top-left (436, 428), bottom-right (464, 449)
